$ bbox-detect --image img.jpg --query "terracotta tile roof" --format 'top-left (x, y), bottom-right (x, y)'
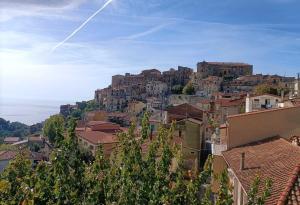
top-left (28, 136), bottom-right (44, 142)
top-left (87, 121), bottom-right (113, 126)
top-left (86, 121), bottom-right (122, 132)
top-left (4, 137), bottom-right (20, 143)
top-left (249, 93), bottom-right (282, 99)
top-left (77, 131), bottom-right (119, 145)
top-left (0, 150), bottom-right (18, 160)
top-left (277, 164), bottom-right (300, 205)
top-left (228, 105), bottom-right (300, 119)
top-left (166, 103), bottom-right (203, 121)
top-left (198, 99), bottom-right (212, 104)
top-left (222, 137), bottom-right (300, 205)
top-left (215, 98), bottom-right (244, 107)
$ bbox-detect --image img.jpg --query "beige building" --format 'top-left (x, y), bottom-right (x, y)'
top-left (174, 118), bottom-right (205, 170)
top-left (211, 106), bottom-right (300, 205)
top-left (191, 75), bottom-right (223, 97)
top-left (84, 110), bottom-right (108, 122)
top-left (76, 121), bottom-right (124, 156)
top-left (197, 61), bottom-right (253, 79)
top-left (126, 101), bottom-right (146, 116)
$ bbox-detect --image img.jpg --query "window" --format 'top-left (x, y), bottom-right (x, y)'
top-left (89, 145), bottom-right (94, 150)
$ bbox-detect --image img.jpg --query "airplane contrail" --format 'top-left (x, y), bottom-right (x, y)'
top-left (51, 0), bottom-right (114, 52)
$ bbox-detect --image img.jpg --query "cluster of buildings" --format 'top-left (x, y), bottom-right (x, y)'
top-left (94, 66), bottom-right (193, 111)
top-left (84, 61), bottom-right (300, 204)
top-left (48, 61), bottom-right (300, 204)
top-left (0, 134), bottom-right (52, 172)
top-left (94, 61), bottom-right (299, 114)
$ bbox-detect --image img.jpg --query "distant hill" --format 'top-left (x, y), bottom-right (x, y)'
top-left (0, 118), bottom-right (43, 143)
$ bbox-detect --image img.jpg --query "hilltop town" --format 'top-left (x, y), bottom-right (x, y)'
top-left (1, 61), bottom-right (300, 204)
top-left (61, 60), bottom-right (299, 125)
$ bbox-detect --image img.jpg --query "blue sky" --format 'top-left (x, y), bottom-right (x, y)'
top-left (1, 0), bottom-right (300, 102)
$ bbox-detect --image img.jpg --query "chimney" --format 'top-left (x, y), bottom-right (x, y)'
top-left (281, 90), bottom-right (284, 102)
top-left (240, 152), bottom-right (245, 170)
top-left (245, 93), bottom-right (252, 113)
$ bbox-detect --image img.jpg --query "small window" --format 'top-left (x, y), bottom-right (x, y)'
top-left (191, 151), bottom-right (195, 154)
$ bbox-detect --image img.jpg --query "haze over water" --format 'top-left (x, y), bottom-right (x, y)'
top-left (0, 98), bottom-right (72, 125)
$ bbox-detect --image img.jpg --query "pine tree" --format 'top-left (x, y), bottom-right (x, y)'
top-left (247, 175), bottom-right (272, 205)
top-left (84, 145), bottom-right (109, 204)
top-left (216, 169), bottom-right (234, 205)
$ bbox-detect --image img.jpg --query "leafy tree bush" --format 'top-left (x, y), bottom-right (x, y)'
top-left (42, 114), bottom-right (65, 146)
top-left (171, 84), bottom-right (184, 94)
top-left (254, 84), bottom-right (279, 96)
top-left (0, 114), bottom-right (272, 205)
top-left (183, 83), bottom-right (196, 95)
top-left (0, 118), bottom-right (30, 142)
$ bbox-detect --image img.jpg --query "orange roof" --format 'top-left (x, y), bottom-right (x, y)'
top-left (198, 99), bottom-right (212, 104)
top-left (87, 121), bottom-right (113, 126)
top-left (215, 98), bottom-right (244, 107)
top-left (4, 137), bottom-right (20, 143)
top-left (277, 164), bottom-right (300, 205)
top-left (228, 105), bottom-right (300, 119)
top-left (249, 93), bottom-right (282, 99)
top-left (0, 150), bottom-right (18, 160)
top-left (78, 131), bottom-right (119, 145)
top-left (166, 103), bottom-right (203, 121)
top-left (222, 137), bottom-right (300, 205)
top-left (28, 136), bottom-right (43, 142)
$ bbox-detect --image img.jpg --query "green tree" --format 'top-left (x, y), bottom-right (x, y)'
top-left (216, 169), bottom-right (233, 205)
top-left (247, 175), bottom-right (272, 205)
top-left (30, 161), bottom-right (54, 204)
top-left (254, 84), bottom-right (279, 96)
top-left (84, 145), bottom-right (109, 204)
top-left (183, 83), bottom-right (196, 95)
top-left (0, 113), bottom-right (255, 205)
top-left (171, 84), bottom-right (184, 94)
top-left (43, 114), bottom-right (65, 146)
top-left (0, 151), bottom-right (32, 205)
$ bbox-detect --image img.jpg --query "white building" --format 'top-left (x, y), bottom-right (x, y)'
top-left (245, 93), bottom-right (281, 113)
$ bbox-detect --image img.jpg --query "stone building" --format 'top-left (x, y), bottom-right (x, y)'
top-left (162, 66), bottom-right (193, 89)
top-left (146, 81), bottom-right (168, 97)
top-left (192, 76), bottom-right (223, 97)
top-left (197, 61), bottom-right (253, 80)
top-left (96, 66), bottom-right (194, 111)
top-left (60, 104), bottom-right (78, 117)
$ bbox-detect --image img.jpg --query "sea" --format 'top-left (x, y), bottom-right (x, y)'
top-left (0, 98), bottom-right (73, 125)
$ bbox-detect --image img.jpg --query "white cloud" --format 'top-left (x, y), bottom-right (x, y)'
top-left (0, 0), bottom-right (88, 21)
